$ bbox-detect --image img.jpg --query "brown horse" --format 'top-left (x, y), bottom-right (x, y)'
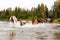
top-left (32, 19), bottom-right (38, 24)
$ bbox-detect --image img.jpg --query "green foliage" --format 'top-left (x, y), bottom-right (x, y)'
top-left (52, 0), bottom-right (60, 18)
top-left (0, 0), bottom-right (60, 21)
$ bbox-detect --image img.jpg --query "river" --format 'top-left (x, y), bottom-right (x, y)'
top-left (0, 21), bottom-right (60, 40)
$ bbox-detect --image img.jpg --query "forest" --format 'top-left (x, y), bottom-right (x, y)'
top-left (0, 0), bottom-right (60, 22)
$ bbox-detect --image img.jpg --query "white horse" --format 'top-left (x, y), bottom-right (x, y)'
top-left (9, 16), bottom-right (20, 27)
top-left (9, 16), bottom-right (17, 23)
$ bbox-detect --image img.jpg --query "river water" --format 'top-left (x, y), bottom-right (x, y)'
top-left (0, 21), bottom-right (60, 40)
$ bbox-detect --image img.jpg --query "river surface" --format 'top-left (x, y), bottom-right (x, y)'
top-left (0, 21), bottom-right (60, 40)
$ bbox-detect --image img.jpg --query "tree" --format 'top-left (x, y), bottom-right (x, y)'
top-left (45, 5), bottom-right (49, 18)
top-left (31, 7), bottom-right (37, 19)
top-left (37, 4), bottom-right (42, 18)
top-left (40, 3), bottom-right (46, 18)
top-left (0, 10), bottom-right (6, 19)
top-left (48, 10), bottom-right (54, 18)
top-left (52, 0), bottom-right (60, 18)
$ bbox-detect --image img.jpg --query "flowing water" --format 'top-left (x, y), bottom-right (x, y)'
top-left (0, 21), bottom-right (60, 40)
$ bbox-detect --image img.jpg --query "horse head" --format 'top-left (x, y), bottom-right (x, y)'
top-left (9, 16), bottom-right (18, 23)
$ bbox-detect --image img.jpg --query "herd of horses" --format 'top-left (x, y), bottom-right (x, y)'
top-left (9, 16), bottom-right (53, 26)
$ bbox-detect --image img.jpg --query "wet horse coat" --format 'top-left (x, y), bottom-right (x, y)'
top-left (9, 16), bottom-right (20, 27)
